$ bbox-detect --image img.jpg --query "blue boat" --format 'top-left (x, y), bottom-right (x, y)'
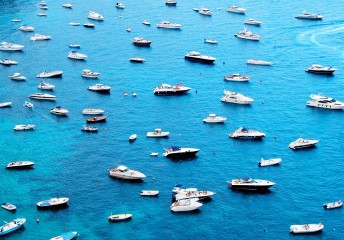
top-left (0, 218), bottom-right (26, 236)
top-left (50, 231), bottom-right (78, 240)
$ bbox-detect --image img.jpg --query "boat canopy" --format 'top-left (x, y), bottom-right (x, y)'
top-left (170, 146), bottom-right (181, 151)
top-left (117, 165), bottom-right (128, 171)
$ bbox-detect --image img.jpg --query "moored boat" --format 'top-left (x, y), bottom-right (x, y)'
top-left (129, 57), bottom-right (145, 63)
top-left (0, 59), bottom-right (18, 65)
top-left (6, 161), bottom-right (35, 169)
top-left (146, 128), bottom-right (169, 138)
top-left (290, 223), bottom-right (324, 234)
top-left (69, 22), bottom-right (80, 26)
top-left (51, 106), bottom-right (69, 116)
top-left (228, 178), bottom-right (275, 191)
top-left (86, 116), bottom-right (107, 123)
top-left (0, 102), bottom-right (12, 108)
top-left (36, 71), bottom-right (63, 78)
top-left (229, 127), bottom-right (265, 139)
top-left (247, 59), bottom-right (272, 65)
top-left (203, 114), bottom-right (226, 123)
top-left (24, 101), bottom-right (33, 108)
top-left (224, 73), bottom-right (250, 82)
top-left (221, 90), bottom-right (254, 104)
top-left (235, 28), bottom-right (261, 41)
top-left (14, 124), bottom-right (36, 131)
top-left (88, 84), bottom-right (111, 93)
top-left (165, 0), bottom-right (177, 6)
top-left (172, 185), bottom-right (215, 201)
top-left (170, 199), bottom-right (203, 212)
top-left (19, 25), bottom-right (35, 32)
top-left (37, 197), bottom-right (69, 209)
top-left (307, 94), bottom-right (344, 110)
top-left (185, 51), bottom-right (216, 63)
top-left (50, 231), bottom-right (78, 240)
top-left (30, 33), bottom-right (51, 41)
top-left (68, 50), bottom-right (87, 60)
top-left (1, 203), bottom-right (16, 211)
top-left (157, 21), bottom-right (182, 29)
top-left (0, 218), bottom-right (26, 236)
top-left (109, 165), bottom-right (146, 180)
top-left (81, 125), bottom-right (98, 132)
top-left (289, 137), bottom-right (319, 150)
top-left (83, 23), bottom-right (95, 28)
top-left (115, 2), bottom-right (125, 9)
top-left (129, 134), bottom-right (137, 142)
top-left (163, 146), bottom-right (199, 158)
top-left (29, 93), bottom-right (56, 100)
top-left (244, 18), bottom-right (262, 26)
top-left (133, 37), bottom-right (152, 47)
top-left (88, 11), bottom-right (104, 21)
top-left (82, 109), bottom-right (104, 115)
top-left (0, 42), bottom-right (24, 51)
top-left (295, 11), bottom-right (323, 20)
top-left (258, 158), bottom-right (282, 167)
top-left (153, 83), bottom-right (191, 95)
top-left (305, 64), bottom-right (336, 75)
top-left (227, 5), bottom-right (246, 14)
top-left (140, 190), bottom-right (159, 196)
top-left (38, 81), bottom-right (55, 90)
top-left (81, 69), bottom-right (100, 78)
top-left (204, 39), bottom-right (218, 44)
top-left (108, 214), bottom-right (132, 222)
top-left (8, 73), bottom-right (26, 81)
top-left (323, 200), bottom-right (342, 210)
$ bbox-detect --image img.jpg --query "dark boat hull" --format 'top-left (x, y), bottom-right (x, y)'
top-left (37, 202), bottom-right (68, 210)
top-left (86, 117), bottom-right (107, 123)
top-left (164, 151), bottom-right (198, 159)
top-left (154, 90), bottom-right (190, 96)
top-left (184, 56), bottom-right (215, 64)
top-left (306, 70), bottom-right (335, 75)
top-left (133, 42), bottom-right (151, 47)
top-left (230, 184), bottom-right (273, 191)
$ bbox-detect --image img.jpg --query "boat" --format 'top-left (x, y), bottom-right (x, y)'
top-left (129, 134), bottom-right (137, 142)
top-left (153, 83), bottom-right (191, 95)
top-left (29, 93), bottom-right (56, 100)
top-left (82, 109), bottom-right (104, 115)
top-left (39, 1), bottom-right (48, 9)
top-left (0, 59), bottom-right (18, 65)
top-left (295, 11), bottom-right (323, 20)
top-left (51, 106), bottom-right (69, 116)
top-left (126, 27), bottom-right (131, 32)
top-left (289, 137), bottom-right (319, 150)
top-left (8, 73), bottom-right (26, 81)
top-left (36, 71), bottom-right (63, 78)
top-left (50, 231), bottom-right (77, 240)
top-left (203, 114), bottom-right (226, 123)
top-left (229, 127), bottom-right (265, 139)
top-left (150, 152), bottom-right (158, 156)
top-left (108, 214), bottom-right (132, 222)
top-left (38, 81), bottom-right (55, 90)
top-left (247, 59), bottom-right (272, 65)
top-left (88, 84), bottom-right (111, 93)
top-left (69, 22), bottom-right (80, 26)
top-left (198, 7), bottom-right (212, 16)
top-left (6, 161), bottom-right (35, 168)
top-left (86, 116), bottom-right (107, 123)
top-left (13, 124), bottom-right (36, 131)
top-left (323, 200), bottom-right (343, 210)
top-left (290, 223), bottom-right (324, 234)
top-left (12, 19), bottom-right (21, 22)
top-left (184, 51), bottom-right (216, 63)
top-left (30, 34), bottom-right (51, 41)
top-left (68, 50), bottom-right (87, 60)
top-left (163, 146), bottom-right (200, 158)
top-left (24, 101), bottom-right (33, 108)
top-left (133, 37), bottom-right (152, 47)
top-left (307, 94), bottom-right (344, 110)
top-left (228, 178), bottom-right (275, 191)
top-left (81, 69), bottom-right (100, 78)
top-left (170, 199), bottom-right (203, 212)
top-left (142, 20), bottom-right (151, 26)
top-left (0, 42), bottom-right (24, 51)
top-left (37, 197), bottom-right (69, 209)
top-left (221, 90), bottom-right (254, 104)
top-left (172, 185), bottom-right (215, 201)
top-left (129, 57), bottom-right (145, 63)
top-left (165, 0), bottom-right (177, 6)
top-left (258, 158), bottom-right (282, 167)
top-left (1, 203), bottom-right (16, 211)
top-left (69, 44), bottom-right (80, 48)
top-left (140, 190), bottom-right (159, 196)
top-left (305, 64), bottom-right (336, 75)
top-left (62, 3), bottom-right (73, 8)
top-left (244, 18), bottom-right (262, 26)
top-left (235, 28), bottom-right (261, 41)
top-left (224, 73), bottom-right (250, 82)
top-left (115, 2), bottom-right (125, 9)
top-left (81, 125), bottom-right (98, 132)
top-left (83, 23), bottom-right (95, 28)
top-left (0, 218), bottom-right (26, 236)
top-left (37, 12), bottom-right (48, 16)
top-left (0, 102), bottom-right (12, 108)
top-left (146, 128), bottom-right (169, 138)
top-left (227, 6), bottom-right (246, 14)
top-left (109, 165), bottom-right (146, 180)
top-left (157, 21), bottom-right (182, 29)
top-left (204, 39), bottom-right (218, 44)
top-left (88, 11), bottom-right (104, 21)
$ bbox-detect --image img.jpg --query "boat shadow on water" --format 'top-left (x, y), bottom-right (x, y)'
top-left (108, 177), bottom-right (144, 184)
top-left (170, 209), bottom-right (201, 214)
top-left (230, 188), bottom-right (274, 195)
top-left (37, 204), bottom-right (69, 211)
top-left (166, 155), bottom-right (198, 162)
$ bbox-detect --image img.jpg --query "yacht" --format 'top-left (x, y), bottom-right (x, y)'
top-left (81, 125), bottom-right (98, 132)
top-left (38, 81), bottom-right (55, 90)
top-left (184, 51), bottom-right (216, 63)
top-left (37, 197), bottom-right (69, 209)
top-left (6, 161), bottom-right (35, 169)
top-left (204, 39), bottom-right (218, 44)
top-left (68, 51), bottom-right (87, 60)
top-left (0, 59), bottom-right (18, 65)
top-left (172, 185), bottom-right (215, 201)
top-left (129, 57), bottom-right (145, 63)
top-left (290, 223), bottom-right (324, 234)
top-left (133, 37), bottom-right (152, 47)
top-left (146, 128), bottom-right (169, 138)
top-left (203, 114), bottom-right (227, 123)
top-left (221, 90), bottom-right (254, 104)
top-left (82, 109), bottom-right (104, 115)
top-left (153, 83), bottom-right (191, 95)
top-left (19, 25), bottom-right (35, 32)
top-left (28, 93), bottom-right (56, 100)
top-left (36, 71), bottom-right (63, 78)
top-left (109, 165), bottom-right (146, 180)
top-left (227, 6), bottom-right (246, 14)
top-left (115, 2), bottom-right (125, 9)
top-left (247, 59), bottom-right (272, 66)
top-left (295, 11), bottom-right (323, 20)
top-left (171, 199), bottom-right (203, 212)
top-left (229, 127), bottom-right (266, 139)
top-left (289, 137), bottom-right (319, 150)
top-left (142, 20), bottom-right (151, 26)
top-left (165, 0), bottom-right (177, 6)
top-left (62, 3), bottom-right (72, 8)
top-left (51, 106), bottom-right (69, 116)
top-left (8, 73), bottom-right (26, 81)
top-left (244, 18), bottom-right (262, 26)
top-left (307, 94), bottom-right (344, 110)
top-left (157, 21), bottom-right (182, 29)
top-left (86, 116), bottom-right (107, 123)
top-left (88, 84), bottom-right (111, 93)
top-left (81, 69), bottom-right (100, 78)
top-left (163, 146), bottom-right (200, 158)
top-left (0, 102), bottom-right (12, 108)
top-left (84, 23), bottom-right (95, 28)
top-left (14, 124), bottom-right (36, 131)
top-left (305, 64), bottom-right (336, 75)
top-left (198, 7), bottom-right (212, 16)
top-left (228, 178), bottom-right (275, 191)
top-left (30, 34), bottom-right (51, 41)
top-left (258, 158), bottom-right (282, 167)
top-left (69, 22), bottom-right (80, 26)
top-left (50, 231), bottom-right (78, 240)
top-left (88, 11), bottom-right (104, 21)
top-left (224, 73), bottom-right (250, 82)
top-left (235, 28), bottom-right (261, 41)
top-left (0, 218), bottom-right (26, 236)
top-left (0, 42), bottom-right (24, 51)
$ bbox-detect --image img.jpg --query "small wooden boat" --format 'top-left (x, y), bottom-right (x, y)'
top-left (258, 158), bottom-right (282, 167)
top-left (50, 231), bottom-right (78, 240)
top-left (6, 161), bottom-right (35, 169)
top-left (108, 214), bottom-right (132, 222)
top-left (140, 190), bottom-right (159, 196)
top-left (323, 200), bottom-right (342, 210)
top-left (0, 102), bottom-right (12, 108)
top-left (86, 116), bottom-right (107, 123)
top-left (1, 203), bottom-right (16, 211)
top-left (290, 223), bottom-right (324, 234)
top-left (129, 134), bottom-right (137, 142)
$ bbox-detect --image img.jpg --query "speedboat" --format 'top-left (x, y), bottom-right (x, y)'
top-left (290, 223), bottom-right (324, 234)
top-left (224, 73), bottom-right (250, 82)
top-left (24, 101), bottom-right (33, 108)
top-left (323, 200), bottom-right (343, 210)
top-left (307, 94), bottom-right (344, 110)
top-left (1, 203), bottom-right (16, 211)
top-left (129, 57), bottom-right (145, 63)
top-left (86, 116), bottom-right (107, 123)
top-left (30, 34), bottom-right (51, 41)
top-left (133, 37), bottom-right (152, 47)
top-left (88, 11), bottom-right (104, 21)
top-left (37, 197), bottom-right (69, 209)
top-left (68, 51), bottom-right (87, 60)
top-left (0, 59), bottom-right (18, 65)
top-left (163, 146), bottom-right (199, 158)
top-left (146, 128), bottom-right (169, 138)
top-left (69, 22), bottom-right (80, 26)
top-left (244, 18), bottom-right (262, 26)
top-left (109, 165), bottom-right (146, 180)
top-left (129, 134), bottom-right (137, 142)
top-left (37, 71), bottom-right (63, 78)
top-left (0, 218), bottom-right (26, 236)
top-left (258, 158), bottom-right (282, 167)
top-left (157, 21), bottom-right (182, 29)
top-left (0, 102), bottom-right (12, 108)
top-left (229, 127), bottom-right (265, 139)
top-left (172, 185), bottom-right (215, 201)
top-left (84, 23), bottom-right (95, 28)
top-left (295, 11), bottom-right (323, 20)
top-left (289, 137), bottom-right (319, 150)
top-left (88, 84), bottom-right (111, 93)
top-left (221, 90), bottom-right (254, 104)
top-left (165, 0), bottom-right (177, 6)
top-left (203, 114), bottom-right (226, 123)
top-left (142, 20), bottom-right (151, 26)
top-left (204, 39), bottom-right (218, 44)
top-left (81, 125), bottom-right (98, 132)
top-left (19, 25), bottom-right (35, 31)
top-left (81, 69), bottom-right (100, 78)
top-left (29, 93), bottom-right (56, 100)
top-left (153, 83), bottom-right (191, 95)
top-left (170, 199), bottom-right (203, 212)
top-left (198, 7), bottom-right (212, 16)
top-left (38, 81), bottom-right (55, 90)
top-left (50, 231), bottom-right (77, 240)
top-left (140, 190), bottom-right (159, 196)
top-left (8, 73), bottom-right (26, 81)
top-left (115, 2), bottom-right (125, 9)
top-left (69, 44), bottom-right (80, 48)
top-left (235, 28), bottom-right (261, 41)
top-left (108, 214), bottom-right (132, 222)
top-left (0, 42), bottom-right (24, 51)
top-left (82, 109), bottom-right (104, 115)
top-left (6, 161), bottom-right (35, 168)
top-left (228, 178), bottom-right (275, 191)
top-left (14, 124), bottom-right (36, 131)
top-left (62, 3), bottom-right (73, 8)
top-left (227, 6), bottom-right (246, 14)
top-left (184, 51), bottom-right (216, 63)
top-left (247, 59), bottom-right (272, 65)
top-left (51, 106), bottom-right (69, 116)
top-left (305, 64), bottom-right (336, 75)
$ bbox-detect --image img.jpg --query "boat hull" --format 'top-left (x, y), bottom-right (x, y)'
top-left (184, 56), bottom-right (215, 64)
top-left (306, 69), bottom-right (335, 75)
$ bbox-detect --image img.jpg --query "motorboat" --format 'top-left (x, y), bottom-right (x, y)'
top-left (129, 134), bottom-right (137, 142)
top-left (307, 94), bottom-right (344, 110)
top-left (193, 8), bottom-right (200, 12)
top-left (289, 137), bottom-right (319, 150)
top-left (203, 114), bottom-right (226, 123)
top-left (24, 101), bottom-right (33, 108)
top-left (115, 2), bottom-right (125, 9)
top-left (235, 28), bottom-right (261, 41)
top-left (69, 44), bottom-right (80, 48)
top-left (323, 200), bottom-right (343, 210)
top-left (142, 20), bottom-right (151, 26)
top-left (0, 59), bottom-right (18, 65)
top-left (184, 51), bottom-right (216, 63)
top-left (39, 1), bottom-right (48, 9)
top-left (19, 25), bottom-right (35, 32)
top-left (6, 161), bottom-right (35, 168)
top-left (163, 146), bottom-right (200, 158)
top-left (295, 11), bottom-right (323, 20)
top-left (81, 125), bottom-right (98, 132)
top-left (140, 190), bottom-right (159, 196)
top-left (290, 223), bottom-right (324, 234)
top-left (129, 57), bottom-right (145, 63)
top-left (305, 64), bottom-right (336, 75)
top-left (170, 199), bottom-right (203, 212)
top-left (37, 71), bottom-right (63, 78)
top-left (227, 6), bottom-right (246, 14)
top-left (198, 7), bottom-right (212, 16)
top-left (0, 218), bottom-right (26, 236)
top-left (83, 23), bottom-right (95, 28)
top-left (247, 59), bottom-right (272, 65)
top-left (108, 214), bottom-right (132, 222)
top-left (109, 165), bottom-right (146, 180)
top-left (228, 178), bottom-right (275, 191)
top-left (62, 3), bottom-right (73, 8)
top-left (86, 116), bottom-right (107, 123)
top-left (0, 42), bottom-right (24, 51)
top-left (229, 127), bottom-right (265, 139)
top-left (30, 34), bottom-right (51, 41)
top-left (157, 21), bottom-right (182, 29)
top-left (37, 12), bottom-right (48, 16)
top-left (153, 83), bottom-right (191, 95)
top-left (51, 106), bottom-right (69, 116)
top-left (68, 51), bottom-right (87, 60)
top-left (29, 93), bottom-right (56, 100)
top-left (69, 22), bottom-right (80, 26)
top-left (8, 73), bottom-right (26, 81)
top-left (88, 84), bottom-right (111, 93)
top-left (146, 128), bottom-right (169, 138)
top-left (37, 197), bottom-right (69, 209)
top-left (150, 152), bottom-right (158, 156)
top-left (172, 185), bottom-right (215, 201)
top-left (81, 69), bottom-right (100, 78)
top-left (88, 11), bottom-right (104, 21)
top-left (38, 81), bottom-right (55, 90)
top-left (224, 73), bottom-right (250, 82)
top-left (133, 37), bottom-right (152, 47)
top-left (258, 158), bottom-right (282, 167)
top-left (165, 0), bottom-right (177, 6)
top-left (14, 124), bottom-right (36, 131)
top-left (82, 109), bottom-right (104, 115)
top-left (0, 102), bottom-right (12, 108)
top-left (1, 203), bottom-right (16, 211)
top-left (221, 90), bottom-right (254, 104)
top-left (244, 18), bottom-right (262, 26)
top-left (204, 39), bottom-right (218, 44)
top-left (126, 27), bottom-right (131, 32)
top-left (50, 231), bottom-right (78, 240)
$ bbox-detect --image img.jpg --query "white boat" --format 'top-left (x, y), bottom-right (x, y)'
top-left (51, 106), bottom-right (69, 116)
top-left (146, 128), bottom-right (169, 138)
top-left (170, 199), bottom-right (203, 212)
top-left (295, 11), bottom-right (323, 20)
top-left (133, 37), bottom-right (152, 47)
top-left (142, 20), bottom-right (151, 26)
top-left (108, 214), bottom-right (132, 222)
top-left (62, 3), bottom-right (72, 8)
top-left (88, 11), bottom-right (104, 21)
top-left (289, 137), bottom-right (319, 150)
top-left (19, 25), bottom-right (35, 32)
top-left (227, 6), bottom-right (246, 14)
top-left (154, 83), bottom-right (191, 95)
top-left (140, 190), bottom-right (159, 196)
top-left (69, 22), bottom-right (80, 26)
top-left (305, 64), bottom-right (336, 75)
top-left (203, 114), bottom-right (226, 123)
top-left (6, 161), bottom-right (35, 168)
top-left (126, 27), bottom-right (131, 32)
top-left (12, 19), bottom-right (21, 22)
top-left (0, 59), bottom-right (18, 65)
top-left (38, 81), bottom-right (55, 90)
top-left (235, 28), bottom-right (261, 41)
top-left (30, 34), bottom-right (51, 41)
top-left (1, 203), bottom-right (16, 211)
top-left (172, 185), bottom-right (215, 201)
top-left (129, 134), bottom-right (137, 142)
top-left (290, 223), bottom-right (324, 234)
top-left (244, 18), bottom-right (262, 26)
top-left (8, 73), bottom-right (26, 81)
top-left (37, 12), bottom-right (48, 16)
top-left (198, 7), bottom-right (212, 16)
top-left (0, 102), bottom-right (12, 108)
top-left (258, 158), bottom-right (282, 167)
top-left (185, 51), bottom-right (216, 63)
top-left (323, 200), bottom-right (343, 210)
top-left (163, 146), bottom-right (200, 158)
top-left (14, 124), bottom-right (36, 131)
top-left (204, 39), bottom-right (218, 44)
top-left (115, 2), bottom-right (125, 9)
top-left (229, 127), bottom-right (265, 139)
top-left (82, 109), bottom-right (104, 115)
top-left (166, 0), bottom-right (177, 6)
top-left (129, 57), bottom-right (145, 63)
top-left (37, 197), bottom-right (69, 209)
top-left (24, 101), bottom-right (33, 108)
top-left (157, 21), bottom-right (182, 29)
top-left (29, 93), bottom-right (56, 100)
top-left (228, 178), bottom-right (275, 191)
top-left (81, 125), bottom-right (98, 132)
top-left (37, 71), bottom-right (63, 78)
top-left (247, 59), bottom-right (272, 66)
top-left (0, 42), bottom-right (24, 51)
top-left (50, 231), bottom-right (78, 240)
top-left (150, 152), bottom-right (158, 157)
top-left (81, 69), bottom-right (100, 78)
top-left (221, 90), bottom-right (254, 104)
top-left (109, 165), bottom-right (146, 180)
top-left (68, 51), bottom-right (87, 60)
top-left (224, 73), bottom-right (250, 82)
top-left (84, 23), bottom-right (95, 28)
top-left (69, 44), bottom-right (80, 48)
top-left (0, 218), bottom-right (26, 236)
top-left (307, 94), bottom-right (344, 110)
top-left (88, 84), bottom-right (111, 93)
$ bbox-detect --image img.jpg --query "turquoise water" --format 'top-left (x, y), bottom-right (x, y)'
top-left (1, 0), bottom-right (344, 239)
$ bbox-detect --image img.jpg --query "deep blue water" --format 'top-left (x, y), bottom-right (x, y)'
top-left (1, 0), bottom-right (344, 239)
